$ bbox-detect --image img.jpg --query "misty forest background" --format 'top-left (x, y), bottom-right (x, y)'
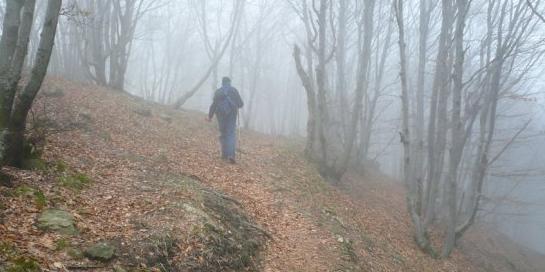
top-left (2, 0), bottom-right (545, 257)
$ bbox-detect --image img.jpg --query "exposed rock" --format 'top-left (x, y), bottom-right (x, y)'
top-left (22, 158), bottom-right (47, 171)
top-left (75, 110), bottom-right (92, 129)
top-left (42, 87), bottom-right (64, 98)
top-left (159, 113), bottom-right (172, 123)
top-left (113, 265), bottom-right (127, 272)
top-left (67, 248), bottom-right (84, 260)
top-left (84, 242), bottom-right (116, 262)
top-left (134, 107), bottom-right (152, 117)
top-left (78, 111), bottom-right (92, 122)
top-left (182, 203), bottom-right (214, 223)
top-left (37, 209), bottom-right (77, 235)
top-left (0, 171), bottom-right (14, 187)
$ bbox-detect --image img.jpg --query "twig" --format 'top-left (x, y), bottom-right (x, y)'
top-left (66, 264), bottom-right (106, 270)
top-left (526, 0), bottom-right (545, 23)
top-left (242, 221), bottom-right (273, 240)
top-left (202, 189), bottom-right (242, 207)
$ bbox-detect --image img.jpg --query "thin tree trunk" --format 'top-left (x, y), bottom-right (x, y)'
top-left (336, 0), bottom-right (348, 140)
top-left (339, 0), bottom-right (375, 176)
top-left (293, 45), bottom-right (317, 158)
top-left (423, 0), bottom-right (454, 227)
top-left (394, 0), bottom-right (432, 253)
top-left (360, 4), bottom-right (391, 162)
top-left (415, 0), bottom-right (431, 215)
top-left (442, 0), bottom-right (468, 257)
top-left (173, 0), bottom-right (244, 109)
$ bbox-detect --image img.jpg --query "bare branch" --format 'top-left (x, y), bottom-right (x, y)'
top-left (526, 0), bottom-right (545, 23)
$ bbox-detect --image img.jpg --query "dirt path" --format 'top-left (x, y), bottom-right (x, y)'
top-left (40, 81), bottom-right (341, 271)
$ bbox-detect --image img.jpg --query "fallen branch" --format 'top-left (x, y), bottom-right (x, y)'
top-left (242, 220), bottom-right (273, 240)
top-left (66, 264), bottom-right (106, 270)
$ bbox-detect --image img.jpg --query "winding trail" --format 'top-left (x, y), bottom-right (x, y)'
top-left (44, 80), bottom-right (340, 271)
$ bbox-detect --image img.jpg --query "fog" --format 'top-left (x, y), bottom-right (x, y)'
top-left (12, 0), bottom-right (545, 258)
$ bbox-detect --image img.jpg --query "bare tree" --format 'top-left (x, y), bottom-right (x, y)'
top-left (358, 1), bottom-right (393, 163)
top-left (394, 0), bottom-right (432, 254)
top-left (335, 0), bottom-right (348, 135)
top-left (290, 0), bottom-right (319, 158)
top-left (0, 0), bottom-right (62, 167)
top-left (292, 0), bottom-right (382, 180)
top-left (293, 0), bottom-right (344, 179)
top-left (172, 0), bottom-right (244, 109)
top-left (338, 0), bottom-right (376, 176)
top-left (62, 0), bottom-right (162, 91)
top-left (395, 0), bottom-right (544, 257)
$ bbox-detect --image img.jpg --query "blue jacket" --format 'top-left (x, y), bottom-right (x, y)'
top-left (208, 83), bottom-right (244, 119)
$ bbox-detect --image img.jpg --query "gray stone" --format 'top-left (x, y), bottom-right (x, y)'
top-left (42, 88), bottom-right (64, 98)
top-left (75, 111), bottom-right (93, 129)
top-left (182, 203), bottom-right (211, 221)
top-left (37, 209), bottom-right (77, 235)
top-left (84, 242), bottom-right (116, 262)
top-left (159, 113), bottom-right (172, 123)
top-left (134, 107), bottom-right (152, 117)
top-left (78, 111), bottom-right (92, 122)
top-left (113, 265), bottom-right (127, 272)
top-left (22, 158), bottom-right (47, 171)
top-left (0, 172), bottom-right (14, 187)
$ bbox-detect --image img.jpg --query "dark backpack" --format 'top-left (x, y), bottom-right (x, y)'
top-left (216, 87), bottom-right (236, 116)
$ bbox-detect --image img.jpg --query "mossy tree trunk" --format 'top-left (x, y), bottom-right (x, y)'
top-left (0, 0), bottom-right (62, 167)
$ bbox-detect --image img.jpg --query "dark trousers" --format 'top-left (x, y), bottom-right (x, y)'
top-left (217, 113), bottom-right (237, 159)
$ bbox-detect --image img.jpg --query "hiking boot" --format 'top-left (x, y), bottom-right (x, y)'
top-left (228, 158), bottom-right (236, 164)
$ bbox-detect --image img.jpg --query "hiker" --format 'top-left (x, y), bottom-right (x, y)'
top-left (207, 77), bottom-right (244, 163)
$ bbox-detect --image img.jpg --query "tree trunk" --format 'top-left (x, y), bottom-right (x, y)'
top-left (293, 45), bottom-right (317, 159)
top-left (442, 0), bottom-right (468, 257)
top-left (0, 0), bottom-right (24, 135)
top-left (423, 0), bottom-right (454, 227)
top-left (2, 0), bottom-right (61, 167)
top-left (360, 1), bottom-right (390, 162)
top-left (338, 0), bottom-right (375, 176)
top-left (414, 0), bottom-right (431, 215)
top-left (336, 0), bottom-right (348, 140)
top-left (394, 0), bottom-right (433, 253)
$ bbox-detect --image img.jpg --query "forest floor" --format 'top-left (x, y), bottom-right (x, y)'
top-left (1, 78), bottom-right (545, 272)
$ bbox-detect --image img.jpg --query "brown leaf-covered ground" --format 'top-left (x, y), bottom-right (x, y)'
top-left (1, 78), bottom-right (544, 271)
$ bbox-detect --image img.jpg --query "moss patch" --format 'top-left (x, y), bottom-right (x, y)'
top-left (21, 158), bottom-right (47, 171)
top-left (53, 160), bottom-right (68, 173)
top-left (0, 242), bottom-right (40, 272)
top-left (67, 248), bottom-right (84, 260)
top-left (58, 172), bottom-right (92, 190)
top-left (51, 160), bottom-right (93, 191)
top-left (122, 175), bottom-right (268, 272)
top-left (55, 238), bottom-right (70, 251)
top-left (13, 185), bottom-right (47, 209)
top-left (178, 183), bottom-right (267, 272)
top-left (5, 256), bottom-right (40, 272)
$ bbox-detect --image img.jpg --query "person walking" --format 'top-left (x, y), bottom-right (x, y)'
top-left (207, 77), bottom-right (244, 163)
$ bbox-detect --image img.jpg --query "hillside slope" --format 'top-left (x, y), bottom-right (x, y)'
top-left (1, 79), bottom-right (544, 271)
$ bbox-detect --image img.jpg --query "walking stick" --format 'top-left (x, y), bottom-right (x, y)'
top-left (237, 112), bottom-right (242, 160)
